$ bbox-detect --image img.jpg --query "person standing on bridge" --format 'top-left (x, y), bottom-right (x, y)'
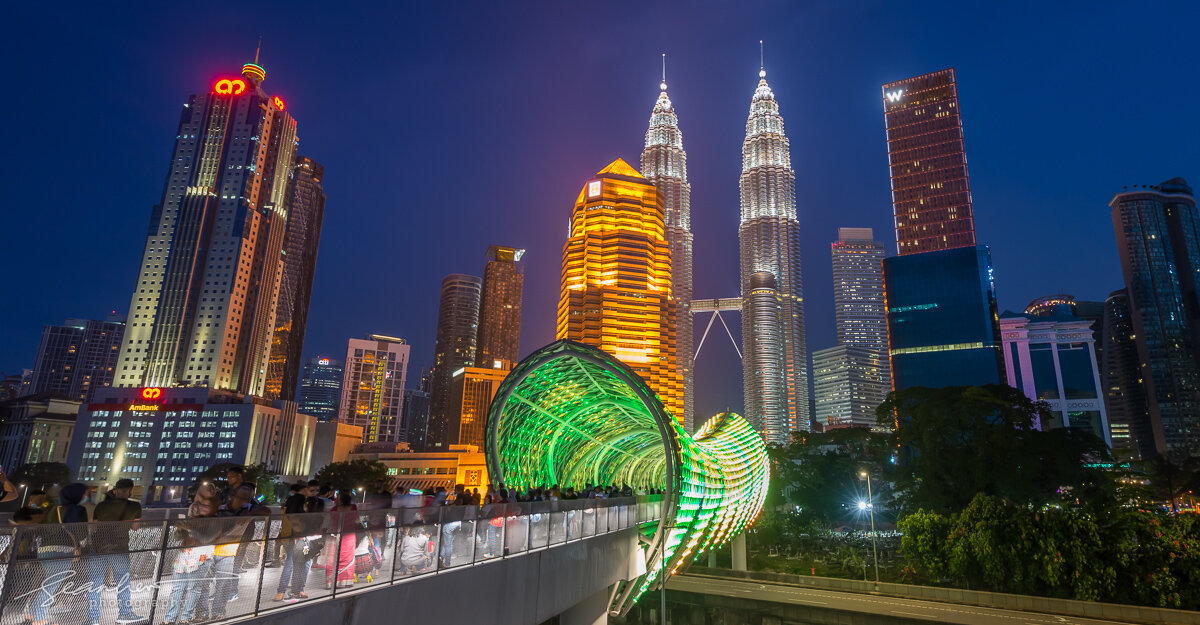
top-left (90, 478), bottom-right (145, 624)
top-left (327, 491), bottom-right (358, 588)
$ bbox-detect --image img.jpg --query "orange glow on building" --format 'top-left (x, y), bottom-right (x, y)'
top-left (557, 158), bottom-right (683, 422)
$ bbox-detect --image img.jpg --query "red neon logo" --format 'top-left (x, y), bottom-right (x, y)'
top-left (214, 78), bottom-right (247, 95)
top-left (272, 96), bottom-right (285, 111)
top-left (141, 387), bottom-right (163, 400)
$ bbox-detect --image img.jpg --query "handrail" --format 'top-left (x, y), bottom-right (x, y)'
top-left (0, 496), bottom-right (662, 625)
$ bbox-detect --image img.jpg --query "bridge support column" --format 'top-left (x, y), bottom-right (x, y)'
top-left (559, 585), bottom-right (612, 625)
top-left (732, 533), bottom-right (747, 571)
top-left (708, 550), bottom-right (717, 568)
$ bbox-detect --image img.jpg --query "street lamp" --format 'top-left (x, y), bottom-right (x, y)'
top-left (18, 483), bottom-right (28, 508)
top-left (858, 471), bottom-right (880, 586)
top-left (357, 486), bottom-right (365, 503)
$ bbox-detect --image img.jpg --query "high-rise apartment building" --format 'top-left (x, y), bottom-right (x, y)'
top-left (739, 66), bottom-right (809, 440)
top-left (1100, 289), bottom-right (1150, 458)
top-left (427, 275), bottom-right (482, 448)
top-left (830, 228), bottom-right (890, 410)
top-left (113, 57), bottom-right (303, 396)
top-left (298, 356), bottom-right (343, 422)
top-left (641, 74), bottom-right (695, 431)
top-left (402, 388), bottom-right (431, 451)
top-left (1110, 178), bottom-right (1200, 459)
top-left (1000, 310), bottom-right (1111, 444)
top-left (449, 363), bottom-right (512, 449)
top-left (338, 335), bottom-right (410, 443)
top-left (882, 68), bottom-right (976, 255)
top-left (28, 314), bottom-right (125, 401)
top-left (476, 246), bottom-right (525, 369)
top-left (813, 345), bottom-right (890, 430)
top-left (558, 158), bottom-right (683, 421)
top-left (264, 156), bottom-right (326, 401)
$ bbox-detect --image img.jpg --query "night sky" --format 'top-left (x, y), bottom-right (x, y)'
top-left (3, 2), bottom-right (1197, 418)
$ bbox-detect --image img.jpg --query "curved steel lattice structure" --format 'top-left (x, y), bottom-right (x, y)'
top-left (485, 340), bottom-right (769, 615)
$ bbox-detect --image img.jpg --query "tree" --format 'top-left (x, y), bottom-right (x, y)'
top-left (313, 459), bottom-right (389, 495)
top-left (876, 385), bottom-right (1114, 514)
top-left (770, 428), bottom-right (894, 524)
top-left (1143, 454), bottom-right (1200, 513)
top-left (193, 462), bottom-right (282, 503)
top-left (11, 462), bottom-right (71, 489)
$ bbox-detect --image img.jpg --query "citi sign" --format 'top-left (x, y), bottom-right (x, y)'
top-left (885, 89), bottom-right (904, 103)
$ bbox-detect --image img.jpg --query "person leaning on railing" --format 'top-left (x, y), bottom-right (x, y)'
top-left (30, 483), bottom-right (90, 625)
top-left (210, 483), bottom-right (269, 620)
top-left (91, 478), bottom-right (145, 624)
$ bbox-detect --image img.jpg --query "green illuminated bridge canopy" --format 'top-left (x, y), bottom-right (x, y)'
top-left (485, 340), bottom-right (769, 616)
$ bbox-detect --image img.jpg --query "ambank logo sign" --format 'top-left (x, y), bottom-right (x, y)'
top-left (885, 89), bottom-right (904, 103)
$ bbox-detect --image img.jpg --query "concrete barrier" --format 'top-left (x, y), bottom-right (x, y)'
top-left (684, 566), bottom-right (1200, 625)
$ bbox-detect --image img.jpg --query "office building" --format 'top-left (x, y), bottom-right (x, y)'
top-left (739, 65), bottom-right (809, 440)
top-left (264, 156), bottom-right (327, 401)
top-left (742, 272), bottom-right (785, 436)
top-left (68, 386), bottom-right (316, 503)
top-left (113, 56), bottom-right (305, 396)
top-left (448, 363), bottom-right (511, 449)
top-left (309, 420), bottom-right (364, 476)
top-left (402, 388), bottom-right (431, 451)
top-left (642, 73), bottom-right (695, 431)
top-left (813, 345), bottom-right (890, 430)
top-left (0, 393), bottom-right (80, 471)
top-left (28, 314), bottom-right (125, 401)
top-left (428, 274), bottom-right (483, 449)
top-left (1100, 289), bottom-right (1151, 458)
top-left (338, 335), bottom-right (410, 443)
top-left (883, 246), bottom-right (1004, 391)
top-left (882, 68), bottom-right (976, 255)
top-left (558, 158), bottom-right (683, 422)
top-left (297, 356), bottom-right (343, 422)
top-left (476, 246), bottom-right (525, 369)
top-left (830, 228), bottom-right (889, 412)
top-left (349, 444), bottom-right (488, 493)
top-left (1110, 178), bottom-right (1200, 458)
top-left (999, 310), bottom-right (1111, 444)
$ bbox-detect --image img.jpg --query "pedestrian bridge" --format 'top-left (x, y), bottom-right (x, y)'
top-left (0, 497), bottom-right (661, 625)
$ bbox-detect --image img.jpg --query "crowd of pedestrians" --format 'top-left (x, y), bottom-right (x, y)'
top-left (0, 467), bottom-right (652, 625)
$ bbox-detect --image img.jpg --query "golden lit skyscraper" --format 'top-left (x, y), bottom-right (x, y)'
top-left (558, 158), bottom-right (683, 422)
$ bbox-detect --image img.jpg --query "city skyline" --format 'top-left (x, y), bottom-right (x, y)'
top-left (3, 3), bottom-right (1196, 419)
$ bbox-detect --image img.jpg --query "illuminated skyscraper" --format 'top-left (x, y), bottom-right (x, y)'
top-left (298, 356), bottom-right (343, 422)
top-left (1111, 178), bottom-right (1200, 459)
top-left (113, 55), bottom-right (302, 395)
top-left (29, 314), bottom-right (125, 401)
top-left (338, 335), bottom-right (410, 443)
top-left (427, 274), bottom-right (483, 448)
top-left (882, 68), bottom-right (976, 255)
top-left (742, 272), bottom-right (784, 435)
top-left (264, 156), bottom-right (326, 400)
top-left (559, 158), bottom-right (683, 421)
top-left (476, 246), bottom-right (525, 368)
top-left (830, 228), bottom-right (890, 410)
top-left (641, 71), bottom-right (695, 431)
top-left (739, 65), bottom-right (809, 439)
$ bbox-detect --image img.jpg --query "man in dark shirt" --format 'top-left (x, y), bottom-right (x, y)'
top-left (90, 478), bottom-right (144, 623)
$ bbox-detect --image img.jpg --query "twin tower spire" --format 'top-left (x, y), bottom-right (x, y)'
top-left (559, 48), bottom-right (807, 441)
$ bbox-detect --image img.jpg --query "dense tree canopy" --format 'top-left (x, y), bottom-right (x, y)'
top-left (313, 459), bottom-right (389, 494)
top-left (11, 462), bottom-right (71, 488)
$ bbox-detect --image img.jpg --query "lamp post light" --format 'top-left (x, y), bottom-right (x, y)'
top-left (859, 471), bottom-right (880, 586)
top-left (18, 483), bottom-right (28, 508)
top-left (357, 486), bottom-right (365, 503)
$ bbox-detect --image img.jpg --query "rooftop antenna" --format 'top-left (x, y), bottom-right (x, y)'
top-left (254, 37), bottom-right (262, 64)
top-left (759, 40), bottom-right (766, 78)
top-left (661, 53), bottom-right (667, 91)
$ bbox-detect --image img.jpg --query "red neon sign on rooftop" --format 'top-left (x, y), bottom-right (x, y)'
top-left (272, 95), bottom-right (285, 111)
top-left (141, 387), bottom-right (163, 400)
top-left (213, 78), bottom-right (247, 95)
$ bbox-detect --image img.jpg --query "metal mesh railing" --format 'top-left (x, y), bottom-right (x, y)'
top-left (0, 496), bottom-right (660, 625)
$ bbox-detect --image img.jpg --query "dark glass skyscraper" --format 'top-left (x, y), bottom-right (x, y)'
top-left (427, 274), bottom-right (482, 448)
top-left (476, 246), bottom-right (524, 368)
top-left (264, 156), bottom-right (326, 400)
top-left (113, 57), bottom-right (304, 395)
top-left (1100, 289), bottom-right (1151, 459)
top-left (29, 314), bottom-right (125, 401)
top-left (297, 356), bottom-right (343, 422)
top-left (1110, 178), bottom-right (1200, 459)
top-left (882, 69), bottom-right (976, 255)
top-left (883, 246), bottom-right (1004, 391)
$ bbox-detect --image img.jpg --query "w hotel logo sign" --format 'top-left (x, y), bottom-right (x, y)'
top-left (885, 89), bottom-right (904, 103)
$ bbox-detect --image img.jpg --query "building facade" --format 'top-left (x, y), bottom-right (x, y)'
top-left (641, 76), bottom-right (695, 431)
top-left (68, 386), bottom-right (316, 503)
top-left (428, 274), bottom-right (483, 449)
top-left (0, 393), bottom-right (80, 472)
top-left (297, 356), bottom-right (343, 422)
top-left (476, 246), bottom-right (525, 369)
top-left (813, 345), bottom-right (890, 430)
top-left (883, 246), bottom-right (1004, 391)
top-left (28, 314), bottom-right (125, 402)
top-left (882, 68), bottom-right (976, 255)
top-left (1100, 289), bottom-right (1151, 458)
top-left (402, 388), bottom-right (431, 451)
top-left (264, 155), bottom-right (327, 401)
top-left (738, 66), bottom-right (809, 440)
top-left (338, 335), bottom-right (410, 443)
top-left (348, 444), bottom-right (488, 493)
top-left (309, 420), bottom-right (364, 476)
top-left (558, 158), bottom-right (683, 422)
top-left (1110, 178), bottom-right (1200, 459)
top-left (831, 228), bottom-right (890, 411)
top-left (113, 58), bottom-right (302, 396)
top-left (1000, 310), bottom-right (1111, 445)
top-left (448, 364), bottom-right (511, 449)
top-left (742, 272), bottom-right (785, 437)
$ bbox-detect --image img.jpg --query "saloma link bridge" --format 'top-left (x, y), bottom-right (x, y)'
top-left (486, 339), bottom-right (771, 616)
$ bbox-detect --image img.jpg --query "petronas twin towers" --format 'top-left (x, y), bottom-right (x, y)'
top-left (637, 61), bottom-right (808, 442)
